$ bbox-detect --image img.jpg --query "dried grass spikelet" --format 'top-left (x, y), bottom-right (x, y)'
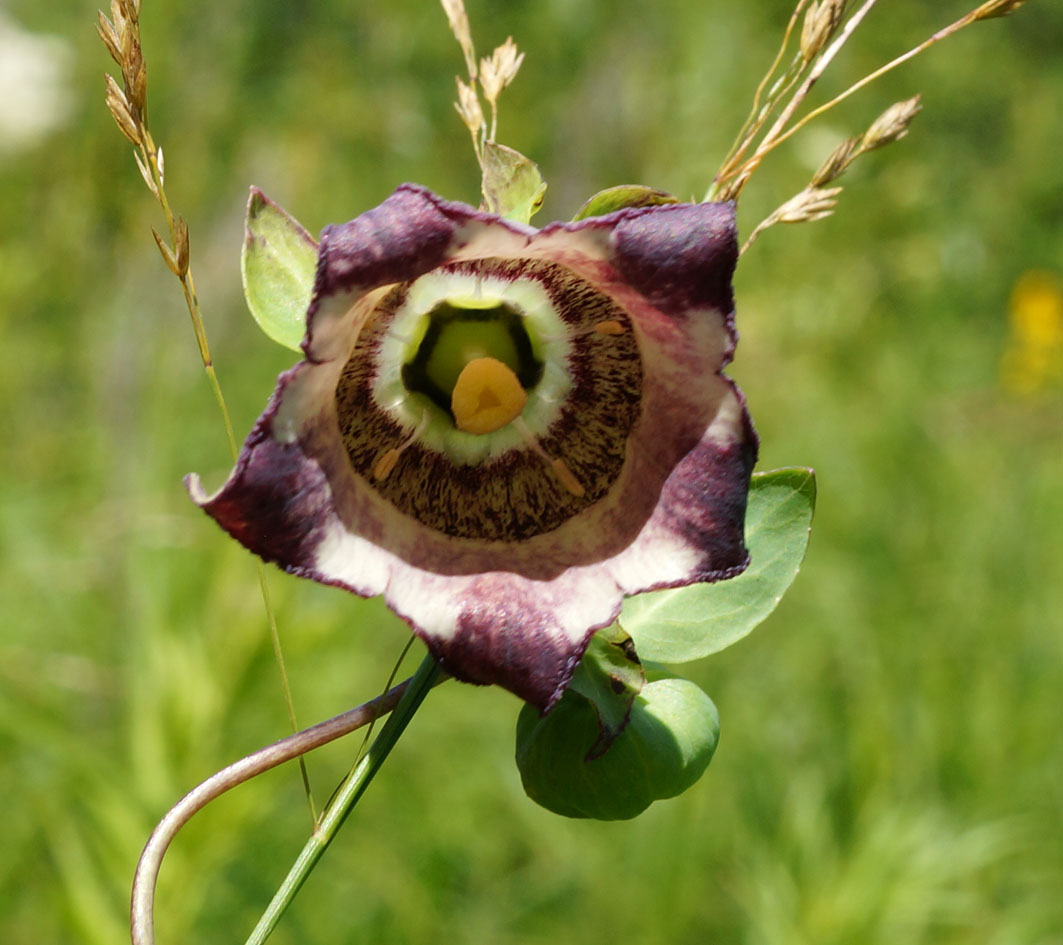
top-left (454, 76), bottom-right (485, 139)
top-left (714, 0), bottom-right (1031, 207)
top-left (862, 95), bottom-right (922, 150)
top-left (96, 9), bottom-right (122, 64)
top-left (174, 217), bottom-right (190, 276)
top-left (125, 36), bottom-right (147, 115)
top-left (442, 6), bottom-right (527, 153)
top-left (133, 151), bottom-right (158, 196)
top-left (773, 186), bottom-right (843, 224)
top-left (99, 0), bottom-right (198, 289)
top-left (104, 73), bottom-right (140, 145)
top-left (480, 37), bottom-right (524, 105)
top-left (440, 0), bottom-right (478, 80)
top-left (151, 227), bottom-right (181, 276)
top-left (974, 0), bottom-right (1029, 20)
top-left (811, 135), bottom-right (862, 186)
top-left (801, 0), bottom-right (848, 63)
top-left (742, 184), bottom-right (843, 253)
top-left (809, 95), bottom-right (921, 189)
top-left (100, 0), bottom-right (148, 132)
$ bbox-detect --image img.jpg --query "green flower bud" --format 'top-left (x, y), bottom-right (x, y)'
top-left (515, 677), bottom-right (720, 820)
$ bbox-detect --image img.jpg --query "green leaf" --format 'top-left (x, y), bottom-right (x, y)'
top-left (241, 188), bottom-right (318, 352)
top-left (566, 623), bottom-right (645, 759)
top-left (571, 185), bottom-right (680, 221)
top-left (515, 676), bottom-right (720, 821)
top-left (480, 141), bottom-right (547, 224)
top-left (621, 467), bottom-right (816, 663)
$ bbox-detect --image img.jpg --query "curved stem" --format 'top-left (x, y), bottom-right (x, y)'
top-left (130, 661), bottom-right (448, 945)
top-left (244, 654), bottom-right (445, 945)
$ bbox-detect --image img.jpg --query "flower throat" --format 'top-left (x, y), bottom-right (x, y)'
top-left (401, 300), bottom-right (544, 431)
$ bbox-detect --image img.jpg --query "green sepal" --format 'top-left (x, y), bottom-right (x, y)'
top-left (480, 141), bottom-right (547, 224)
top-left (515, 675), bottom-right (720, 821)
top-left (571, 185), bottom-right (680, 221)
top-left (621, 467), bottom-right (816, 663)
top-left (241, 188), bottom-right (318, 352)
top-left (566, 623), bottom-right (645, 759)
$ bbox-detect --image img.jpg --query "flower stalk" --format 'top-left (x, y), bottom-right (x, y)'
top-left (130, 664), bottom-right (448, 945)
top-left (243, 655), bottom-right (446, 945)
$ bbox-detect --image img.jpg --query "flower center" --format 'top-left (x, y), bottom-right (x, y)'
top-left (334, 257), bottom-right (643, 542)
top-left (400, 300), bottom-right (543, 430)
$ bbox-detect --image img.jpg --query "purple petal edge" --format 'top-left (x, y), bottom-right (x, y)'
top-left (192, 185), bottom-right (754, 713)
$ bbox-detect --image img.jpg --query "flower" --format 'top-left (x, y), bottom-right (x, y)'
top-left (187, 184), bottom-right (757, 711)
top-left (999, 270), bottom-right (1063, 395)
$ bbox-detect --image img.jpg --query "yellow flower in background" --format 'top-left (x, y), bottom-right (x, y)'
top-left (1000, 270), bottom-right (1063, 394)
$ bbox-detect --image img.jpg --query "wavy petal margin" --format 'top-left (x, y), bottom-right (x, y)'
top-left (188, 185), bottom-right (757, 711)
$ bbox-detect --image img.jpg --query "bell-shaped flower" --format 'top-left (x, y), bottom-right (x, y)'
top-left (188, 184), bottom-right (757, 711)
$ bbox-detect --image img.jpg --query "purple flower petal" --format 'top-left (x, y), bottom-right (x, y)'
top-left (189, 185), bottom-right (756, 711)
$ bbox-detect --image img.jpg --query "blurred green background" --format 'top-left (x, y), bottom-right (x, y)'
top-left (1, 0), bottom-right (1060, 942)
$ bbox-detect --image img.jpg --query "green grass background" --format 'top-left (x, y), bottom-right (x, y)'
top-left (1, 0), bottom-right (1061, 942)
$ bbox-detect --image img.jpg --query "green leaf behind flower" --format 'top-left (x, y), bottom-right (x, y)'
top-left (241, 188), bottom-right (318, 352)
top-left (571, 185), bottom-right (680, 221)
top-left (480, 141), bottom-right (547, 224)
top-left (621, 467), bottom-right (816, 663)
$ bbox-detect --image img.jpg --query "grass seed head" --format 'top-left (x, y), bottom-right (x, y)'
top-left (862, 95), bottom-right (923, 151)
top-left (126, 38), bottom-right (147, 114)
top-left (175, 218), bottom-right (190, 276)
top-left (811, 135), bottom-right (862, 186)
top-left (134, 151), bottom-right (159, 197)
top-left (440, 0), bottom-right (478, 80)
top-left (96, 11), bottom-right (121, 65)
top-left (974, 0), bottom-right (1029, 20)
top-left (104, 73), bottom-right (140, 144)
top-left (454, 76), bottom-right (484, 138)
top-left (480, 38), bottom-right (524, 105)
top-left (775, 186), bottom-right (843, 224)
top-left (801, 0), bottom-right (847, 63)
top-left (151, 227), bottom-right (182, 277)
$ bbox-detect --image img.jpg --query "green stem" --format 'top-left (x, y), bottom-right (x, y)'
top-left (243, 654), bottom-right (444, 945)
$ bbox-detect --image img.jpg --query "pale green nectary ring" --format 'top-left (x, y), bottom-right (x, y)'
top-left (188, 184), bottom-right (757, 711)
top-left (334, 256), bottom-right (642, 542)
